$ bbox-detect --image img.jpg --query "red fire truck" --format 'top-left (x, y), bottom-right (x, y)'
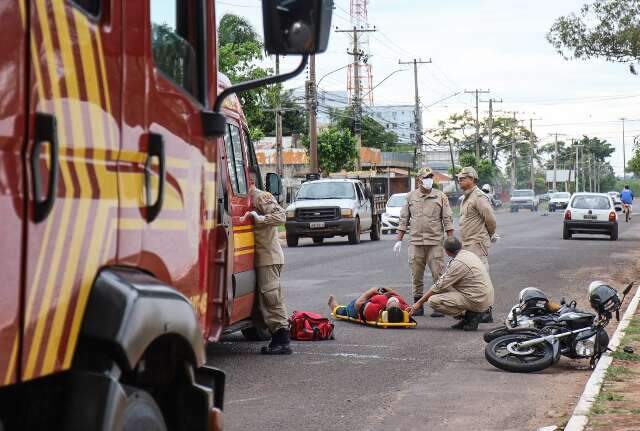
top-left (0, 0), bottom-right (331, 429)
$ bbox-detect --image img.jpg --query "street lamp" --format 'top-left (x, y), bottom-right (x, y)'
top-left (316, 64), bottom-right (350, 89)
top-left (361, 68), bottom-right (407, 99)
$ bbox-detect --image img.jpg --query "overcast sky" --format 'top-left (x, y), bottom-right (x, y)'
top-left (217, 0), bottom-right (640, 176)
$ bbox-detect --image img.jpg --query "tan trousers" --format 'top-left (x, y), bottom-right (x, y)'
top-left (463, 242), bottom-right (490, 271)
top-left (408, 244), bottom-right (444, 297)
top-left (427, 291), bottom-right (486, 316)
top-left (256, 264), bottom-right (288, 333)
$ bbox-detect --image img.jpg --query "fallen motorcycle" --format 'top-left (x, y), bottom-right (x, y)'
top-left (485, 281), bottom-right (633, 373)
top-left (483, 287), bottom-right (575, 343)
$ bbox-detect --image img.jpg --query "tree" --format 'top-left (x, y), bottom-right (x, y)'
top-left (259, 89), bottom-right (307, 137)
top-left (452, 152), bottom-right (498, 187)
top-left (301, 127), bottom-right (358, 173)
top-left (218, 14), bottom-right (273, 139)
top-left (329, 108), bottom-right (398, 150)
top-left (547, 0), bottom-right (640, 73)
top-left (628, 140), bottom-right (640, 176)
top-left (434, 111), bottom-right (538, 165)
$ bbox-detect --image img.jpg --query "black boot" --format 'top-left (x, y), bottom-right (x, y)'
top-left (261, 328), bottom-right (292, 355)
top-left (462, 311), bottom-right (482, 331)
top-left (480, 306), bottom-right (493, 324)
top-left (412, 296), bottom-right (424, 316)
top-left (451, 319), bottom-right (465, 330)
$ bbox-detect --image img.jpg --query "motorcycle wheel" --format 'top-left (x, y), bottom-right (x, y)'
top-left (483, 326), bottom-right (541, 343)
top-left (485, 333), bottom-right (554, 373)
top-left (483, 326), bottom-right (510, 343)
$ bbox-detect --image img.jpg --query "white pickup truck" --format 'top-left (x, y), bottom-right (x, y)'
top-left (510, 189), bottom-right (539, 212)
top-left (284, 179), bottom-right (384, 246)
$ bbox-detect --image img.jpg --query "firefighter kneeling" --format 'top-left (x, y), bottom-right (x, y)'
top-left (408, 236), bottom-right (494, 331)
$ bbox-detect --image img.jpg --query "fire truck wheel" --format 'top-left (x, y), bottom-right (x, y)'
top-left (241, 323), bottom-right (271, 341)
top-left (120, 386), bottom-right (167, 431)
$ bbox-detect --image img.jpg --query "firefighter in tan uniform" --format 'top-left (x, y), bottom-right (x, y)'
top-left (408, 237), bottom-right (494, 331)
top-left (394, 167), bottom-right (454, 317)
top-left (456, 167), bottom-right (498, 270)
top-left (242, 168), bottom-right (291, 355)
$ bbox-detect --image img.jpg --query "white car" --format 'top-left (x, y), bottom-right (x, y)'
top-left (608, 191), bottom-right (623, 211)
top-left (563, 193), bottom-right (618, 241)
top-left (548, 192), bottom-right (571, 212)
top-left (381, 193), bottom-right (407, 234)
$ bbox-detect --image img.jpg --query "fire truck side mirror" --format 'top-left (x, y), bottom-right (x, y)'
top-left (262, 0), bottom-right (333, 55)
top-left (266, 173), bottom-right (283, 197)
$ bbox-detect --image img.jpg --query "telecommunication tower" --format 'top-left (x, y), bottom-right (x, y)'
top-left (347, 0), bottom-right (374, 105)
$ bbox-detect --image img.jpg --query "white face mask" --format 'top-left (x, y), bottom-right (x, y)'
top-left (421, 178), bottom-right (434, 189)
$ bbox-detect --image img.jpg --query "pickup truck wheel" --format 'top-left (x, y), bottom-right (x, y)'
top-left (370, 216), bottom-right (381, 241)
top-left (121, 386), bottom-right (167, 431)
top-left (313, 237), bottom-right (324, 244)
top-left (348, 218), bottom-right (361, 244)
top-left (286, 234), bottom-right (298, 247)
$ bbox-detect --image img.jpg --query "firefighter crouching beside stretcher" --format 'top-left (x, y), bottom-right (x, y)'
top-left (408, 237), bottom-right (494, 331)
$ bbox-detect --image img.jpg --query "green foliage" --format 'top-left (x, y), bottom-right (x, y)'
top-left (452, 153), bottom-right (498, 187)
top-left (329, 108), bottom-right (398, 150)
top-left (629, 141), bottom-right (640, 176)
top-left (615, 178), bottom-right (640, 195)
top-left (434, 111), bottom-right (538, 166)
top-left (301, 127), bottom-right (358, 173)
top-left (547, 0), bottom-right (640, 72)
top-left (218, 14), bottom-right (279, 139)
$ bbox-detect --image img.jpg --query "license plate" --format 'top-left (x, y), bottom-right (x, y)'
top-left (583, 214), bottom-right (597, 220)
top-left (310, 222), bottom-right (325, 228)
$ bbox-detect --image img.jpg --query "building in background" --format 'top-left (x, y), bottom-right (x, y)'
top-left (367, 105), bottom-right (415, 145)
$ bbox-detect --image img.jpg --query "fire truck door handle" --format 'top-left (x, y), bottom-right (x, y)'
top-left (31, 113), bottom-right (59, 223)
top-left (144, 133), bottom-right (165, 223)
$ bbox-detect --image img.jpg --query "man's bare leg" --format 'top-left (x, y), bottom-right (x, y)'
top-left (328, 295), bottom-right (338, 312)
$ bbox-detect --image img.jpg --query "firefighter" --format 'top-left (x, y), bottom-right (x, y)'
top-left (456, 167), bottom-right (498, 271)
top-left (394, 167), bottom-right (454, 317)
top-left (408, 236), bottom-right (494, 331)
top-left (242, 168), bottom-right (291, 355)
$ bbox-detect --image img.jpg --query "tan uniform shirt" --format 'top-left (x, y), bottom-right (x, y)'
top-left (250, 188), bottom-right (286, 267)
top-left (397, 188), bottom-right (454, 245)
top-left (459, 186), bottom-right (496, 248)
top-left (430, 250), bottom-right (494, 310)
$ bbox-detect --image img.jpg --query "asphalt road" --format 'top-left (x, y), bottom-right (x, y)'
top-left (208, 207), bottom-right (640, 431)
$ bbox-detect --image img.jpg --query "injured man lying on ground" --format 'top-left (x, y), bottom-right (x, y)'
top-left (328, 287), bottom-right (411, 324)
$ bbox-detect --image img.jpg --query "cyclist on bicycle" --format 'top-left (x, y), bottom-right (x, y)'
top-left (620, 185), bottom-right (634, 221)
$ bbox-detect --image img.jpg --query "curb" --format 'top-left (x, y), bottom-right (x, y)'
top-left (564, 282), bottom-right (640, 431)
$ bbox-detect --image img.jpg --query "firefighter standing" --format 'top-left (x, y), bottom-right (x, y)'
top-left (394, 167), bottom-right (454, 317)
top-left (242, 168), bottom-right (291, 355)
top-left (456, 167), bottom-right (498, 271)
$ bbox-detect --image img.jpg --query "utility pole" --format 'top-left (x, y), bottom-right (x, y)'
top-left (553, 133), bottom-right (558, 191)
top-left (529, 118), bottom-right (538, 190)
top-left (511, 112), bottom-right (517, 190)
top-left (574, 141), bottom-right (583, 193)
top-left (307, 54), bottom-right (318, 173)
top-left (621, 117), bottom-right (626, 181)
top-left (549, 133), bottom-right (566, 191)
top-left (336, 27), bottom-right (376, 170)
top-left (399, 58), bottom-right (432, 168)
top-left (481, 98), bottom-right (502, 163)
top-left (443, 124), bottom-right (458, 192)
top-left (275, 55), bottom-right (283, 176)
top-left (465, 89), bottom-right (490, 160)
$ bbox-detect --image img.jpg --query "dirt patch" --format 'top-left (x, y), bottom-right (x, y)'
top-left (586, 314), bottom-right (640, 431)
top-left (525, 254), bottom-right (640, 430)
